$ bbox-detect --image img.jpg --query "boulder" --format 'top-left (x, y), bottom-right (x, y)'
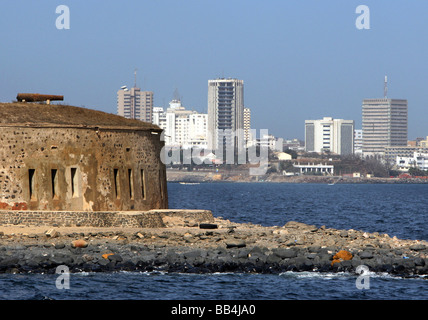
top-left (333, 250), bottom-right (353, 261)
top-left (82, 254), bottom-right (94, 262)
top-left (359, 251), bottom-right (374, 259)
top-left (54, 243), bottom-right (65, 249)
top-left (414, 257), bottom-right (425, 267)
top-left (409, 244), bottom-right (426, 251)
top-left (266, 253), bottom-right (282, 264)
top-left (284, 221), bottom-right (317, 232)
top-left (339, 231), bottom-right (348, 238)
top-left (272, 248), bottom-right (297, 259)
top-left (71, 239), bottom-right (88, 248)
top-left (135, 232), bottom-right (144, 239)
top-left (45, 229), bottom-right (59, 238)
top-left (108, 254), bottom-right (123, 263)
top-left (102, 253), bottom-right (114, 260)
top-left (226, 240), bottom-right (246, 249)
top-left (331, 250), bottom-right (353, 266)
top-left (184, 249), bottom-right (204, 260)
top-left (290, 257), bottom-right (314, 271)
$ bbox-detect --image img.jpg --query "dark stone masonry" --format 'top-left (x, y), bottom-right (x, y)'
top-left (0, 209), bottom-right (213, 228)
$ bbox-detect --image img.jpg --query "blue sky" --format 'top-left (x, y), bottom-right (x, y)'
top-left (1, 1), bottom-right (427, 140)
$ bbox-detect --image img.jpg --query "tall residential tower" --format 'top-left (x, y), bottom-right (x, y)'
top-left (117, 85), bottom-right (153, 123)
top-left (207, 78), bottom-right (244, 155)
top-left (243, 107), bottom-right (251, 145)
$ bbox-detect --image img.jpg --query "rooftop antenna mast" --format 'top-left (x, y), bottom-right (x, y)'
top-left (134, 68), bottom-right (138, 88)
top-left (173, 87), bottom-right (180, 101)
top-left (384, 75), bottom-right (388, 98)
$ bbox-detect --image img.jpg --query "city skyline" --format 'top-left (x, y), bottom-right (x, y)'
top-left (1, 1), bottom-right (428, 140)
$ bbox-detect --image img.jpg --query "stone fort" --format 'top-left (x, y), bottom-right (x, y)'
top-left (0, 102), bottom-right (168, 213)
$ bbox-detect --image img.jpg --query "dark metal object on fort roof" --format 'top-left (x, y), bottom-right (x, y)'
top-left (16, 93), bottom-right (64, 104)
top-left (199, 223), bottom-right (218, 229)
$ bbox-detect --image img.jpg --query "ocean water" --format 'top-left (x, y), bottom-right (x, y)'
top-left (0, 182), bottom-right (427, 301)
top-left (169, 182), bottom-right (428, 241)
top-left (0, 270), bottom-right (426, 300)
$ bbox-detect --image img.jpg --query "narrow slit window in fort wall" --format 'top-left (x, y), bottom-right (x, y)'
top-left (141, 169), bottom-right (146, 200)
top-left (128, 168), bottom-right (134, 200)
top-left (159, 169), bottom-right (164, 200)
top-left (28, 169), bottom-right (36, 200)
top-left (114, 168), bottom-right (120, 199)
top-left (51, 169), bottom-right (58, 199)
top-left (70, 167), bottom-right (78, 198)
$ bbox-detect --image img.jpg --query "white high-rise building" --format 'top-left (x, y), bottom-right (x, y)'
top-left (244, 107), bottom-right (252, 145)
top-left (354, 129), bottom-right (363, 155)
top-left (305, 117), bottom-right (354, 155)
top-left (152, 99), bottom-right (208, 148)
top-left (187, 113), bottom-right (208, 148)
top-left (153, 107), bottom-right (166, 130)
top-left (207, 78), bottom-right (244, 154)
top-left (117, 86), bottom-right (153, 123)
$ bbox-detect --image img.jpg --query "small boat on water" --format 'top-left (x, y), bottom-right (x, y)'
top-left (179, 182), bottom-right (200, 185)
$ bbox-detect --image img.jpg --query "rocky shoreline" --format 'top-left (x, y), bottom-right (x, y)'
top-left (0, 217), bottom-right (427, 278)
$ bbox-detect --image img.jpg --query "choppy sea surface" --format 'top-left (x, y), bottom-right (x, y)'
top-left (1, 182), bottom-right (427, 300)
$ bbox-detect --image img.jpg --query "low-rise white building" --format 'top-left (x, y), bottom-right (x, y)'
top-left (276, 152), bottom-right (292, 161)
top-left (396, 152), bottom-right (428, 171)
top-left (292, 162), bottom-right (334, 175)
top-left (257, 134), bottom-right (283, 151)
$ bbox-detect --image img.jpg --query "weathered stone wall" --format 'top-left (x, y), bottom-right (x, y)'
top-left (0, 125), bottom-right (168, 211)
top-left (0, 209), bottom-right (214, 228)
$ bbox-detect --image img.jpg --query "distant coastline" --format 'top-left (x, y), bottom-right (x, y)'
top-left (166, 169), bottom-right (428, 184)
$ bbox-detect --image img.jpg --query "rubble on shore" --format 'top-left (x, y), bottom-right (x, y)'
top-left (0, 216), bottom-right (427, 277)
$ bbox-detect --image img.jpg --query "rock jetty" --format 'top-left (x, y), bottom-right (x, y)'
top-left (0, 217), bottom-right (427, 277)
